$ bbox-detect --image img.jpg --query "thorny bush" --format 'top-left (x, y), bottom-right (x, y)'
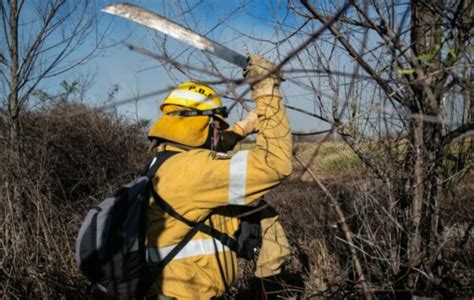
top-left (231, 169), bottom-right (473, 299)
top-left (0, 103), bottom-right (147, 298)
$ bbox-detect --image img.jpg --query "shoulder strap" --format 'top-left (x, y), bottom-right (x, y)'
top-left (149, 214), bottom-right (215, 281)
top-left (144, 151), bottom-right (179, 178)
top-left (150, 186), bottom-right (238, 251)
top-left (150, 186), bottom-right (195, 227)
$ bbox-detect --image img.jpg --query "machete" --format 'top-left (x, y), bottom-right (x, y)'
top-left (102, 3), bottom-right (248, 69)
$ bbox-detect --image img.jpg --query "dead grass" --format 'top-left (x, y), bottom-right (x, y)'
top-left (295, 142), bottom-right (361, 172)
top-left (237, 140), bottom-right (363, 181)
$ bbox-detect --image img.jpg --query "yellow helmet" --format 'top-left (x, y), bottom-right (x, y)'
top-left (148, 82), bottom-right (228, 148)
top-left (161, 82), bottom-right (223, 112)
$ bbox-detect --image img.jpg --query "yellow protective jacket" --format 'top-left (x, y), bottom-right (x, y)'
top-left (146, 93), bottom-right (292, 299)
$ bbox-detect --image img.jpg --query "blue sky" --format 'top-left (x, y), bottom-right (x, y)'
top-left (2, 0), bottom-right (422, 139)
top-left (37, 0), bottom-right (332, 133)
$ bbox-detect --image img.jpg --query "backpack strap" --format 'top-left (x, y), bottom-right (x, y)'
top-left (144, 151), bottom-right (179, 178)
top-left (153, 218), bottom-right (203, 270)
top-left (150, 186), bottom-right (195, 227)
top-left (148, 213), bottom-right (217, 286)
top-left (150, 186), bottom-right (238, 251)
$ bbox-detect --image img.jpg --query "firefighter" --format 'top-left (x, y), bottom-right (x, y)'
top-left (146, 55), bottom-right (292, 299)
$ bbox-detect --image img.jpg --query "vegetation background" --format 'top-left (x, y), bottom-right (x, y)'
top-left (1, 0), bottom-right (473, 299)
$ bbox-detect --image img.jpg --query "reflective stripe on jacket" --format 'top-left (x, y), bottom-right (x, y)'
top-left (146, 94), bottom-right (292, 299)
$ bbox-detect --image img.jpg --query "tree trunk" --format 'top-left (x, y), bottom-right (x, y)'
top-left (8, 0), bottom-right (21, 152)
top-left (405, 0), bottom-right (445, 291)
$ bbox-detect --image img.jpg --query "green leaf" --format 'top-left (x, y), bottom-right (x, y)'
top-left (448, 48), bottom-right (457, 59)
top-left (417, 53), bottom-right (433, 62)
top-left (399, 69), bottom-right (415, 75)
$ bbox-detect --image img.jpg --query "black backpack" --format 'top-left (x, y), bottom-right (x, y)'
top-left (75, 152), bottom-right (179, 299)
top-left (75, 151), bottom-right (261, 299)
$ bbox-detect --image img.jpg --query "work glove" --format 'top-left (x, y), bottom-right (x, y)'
top-left (233, 110), bottom-right (258, 136)
top-left (243, 55), bottom-right (282, 100)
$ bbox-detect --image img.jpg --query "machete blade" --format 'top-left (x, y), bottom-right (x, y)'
top-left (102, 3), bottom-right (248, 68)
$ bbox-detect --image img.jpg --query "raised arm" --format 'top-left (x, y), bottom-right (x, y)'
top-left (156, 55), bottom-right (292, 208)
top-left (227, 55), bottom-right (292, 204)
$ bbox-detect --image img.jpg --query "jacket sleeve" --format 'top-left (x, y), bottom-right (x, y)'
top-left (158, 93), bottom-right (292, 210)
top-left (227, 94), bottom-right (293, 205)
